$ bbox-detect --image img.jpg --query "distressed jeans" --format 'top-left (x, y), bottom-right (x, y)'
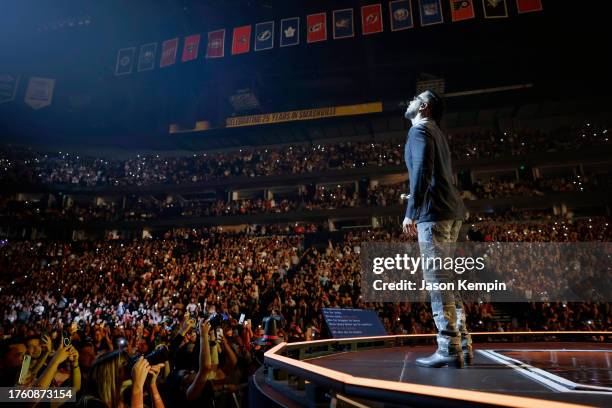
top-left (417, 220), bottom-right (472, 355)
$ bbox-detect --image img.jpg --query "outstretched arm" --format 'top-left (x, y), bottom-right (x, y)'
top-left (30, 335), bottom-right (53, 377)
top-left (33, 345), bottom-right (71, 389)
top-left (186, 321), bottom-right (212, 401)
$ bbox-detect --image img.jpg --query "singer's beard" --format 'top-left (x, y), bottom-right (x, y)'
top-left (404, 104), bottom-right (419, 120)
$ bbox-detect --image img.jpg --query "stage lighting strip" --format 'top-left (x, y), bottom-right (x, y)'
top-left (479, 350), bottom-right (612, 394)
top-left (279, 331), bottom-right (612, 349)
top-left (265, 343), bottom-right (595, 408)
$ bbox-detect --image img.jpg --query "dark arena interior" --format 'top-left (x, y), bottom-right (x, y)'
top-left (0, 1), bottom-right (610, 407)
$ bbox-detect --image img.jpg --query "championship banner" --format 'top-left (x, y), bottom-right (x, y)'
top-left (361, 4), bottom-right (384, 35)
top-left (254, 21), bottom-right (274, 51)
top-left (181, 34), bottom-right (200, 62)
top-left (24, 77), bottom-right (55, 110)
top-left (0, 74), bottom-right (20, 104)
top-left (307, 13), bottom-right (327, 43)
top-left (206, 29), bottom-right (226, 58)
top-left (516, 0), bottom-right (542, 14)
top-left (137, 43), bottom-right (157, 72)
top-left (482, 0), bottom-right (508, 18)
top-left (232, 25), bottom-right (252, 55)
top-left (333, 9), bottom-right (355, 39)
top-left (280, 17), bottom-right (300, 47)
top-left (115, 47), bottom-right (136, 76)
top-left (160, 38), bottom-right (179, 68)
top-left (419, 0), bottom-right (444, 26)
top-left (450, 0), bottom-right (476, 22)
top-left (389, 0), bottom-right (414, 31)
top-left (226, 102), bottom-right (383, 128)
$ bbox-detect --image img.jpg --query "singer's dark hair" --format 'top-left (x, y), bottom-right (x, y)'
top-left (422, 90), bottom-right (444, 123)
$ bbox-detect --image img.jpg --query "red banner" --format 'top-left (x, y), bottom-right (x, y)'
top-left (160, 38), bottom-right (178, 68)
top-left (181, 34), bottom-right (200, 62)
top-left (361, 4), bottom-right (383, 35)
top-left (516, 0), bottom-right (542, 13)
top-left (450, 0), bottom-right (475, 22)
top-left (232, 25), bottom-right (251, 55)
top-left (206, 30), bottom-right (226, 58)
top-left (307, 13), bottom-right (327, 43)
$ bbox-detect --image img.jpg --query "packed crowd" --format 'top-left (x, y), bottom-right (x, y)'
top-left (303, 184), bottom-right (359, 210)
top-left (1, 123), bottom-right (608, 188)
top-left (3, 172), bottom-right (605, 224)
top-left (447, 123), bottom-right (609, 160)
top-left (0, 140), bottom-right (404, 187)
top-left (0, 216), bottom-right (610, 406)
top-left (467, 174), bottom-right (603, 200)
top-left (2, 221), bottom-right (608, 340)
top-left (467, 216), bottom-right (611, 242)
top-left (0, 121), bottom-right (610, 406)
top-left (366, 182), bottom-right (407, 207)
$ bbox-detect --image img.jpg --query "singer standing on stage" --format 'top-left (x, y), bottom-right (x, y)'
top-left (402, 90), bottom-right (472, 368)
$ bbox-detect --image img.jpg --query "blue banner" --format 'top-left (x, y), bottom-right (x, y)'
top-left (389, 0), bottom-right (414, 31)
top-left (137, 43), bottom-right (157, 72)
top-left (334, 9), bottom-right (355, 40)
top-left (115, 47), bottom-right (136, 76)
top-left (333, 9), bottom-right (355, 39)
top-left (419, 0), bottom-right (444, 26)
top-left (254, 21), bottom-right (274, 51)
top-left (483, 0), bottom-right (508, 18)
top-left (280, 17), bottom-right (300, 47)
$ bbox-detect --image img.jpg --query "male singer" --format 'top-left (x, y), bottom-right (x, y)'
top-left (402, 90), bottom-right (472, 368)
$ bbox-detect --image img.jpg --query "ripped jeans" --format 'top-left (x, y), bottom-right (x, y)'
top-left (417, 220), bottom-right (472, 355)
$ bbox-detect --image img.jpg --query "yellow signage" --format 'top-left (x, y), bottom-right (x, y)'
top-left (225, 102), bottom-right (382, 128)
top-left (169, 121), bottom-right (211, 134)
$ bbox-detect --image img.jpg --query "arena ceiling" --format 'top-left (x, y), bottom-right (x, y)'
top-left (0, 1), bottom-right (610, 148)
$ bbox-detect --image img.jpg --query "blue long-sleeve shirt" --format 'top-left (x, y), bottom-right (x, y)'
top-left (404, 118), bottom-right (465, 223)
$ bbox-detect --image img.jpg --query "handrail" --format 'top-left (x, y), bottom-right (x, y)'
top-left (273, 330), bottom-right (612, 350)
top-left (263, 331), bottom-right (611, 408)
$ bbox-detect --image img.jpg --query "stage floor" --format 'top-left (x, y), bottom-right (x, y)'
top-left (305, 342), bottom-right (612, 406)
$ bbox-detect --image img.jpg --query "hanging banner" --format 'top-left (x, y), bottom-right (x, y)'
top-left (24, 77), bottom-right (55, 110)
top-left (118, 1), bottom-right (538, 71)
top-left (0, 74), bottom-right (20, 104)
top-left (307, 13), bottom-right (327, 43)
top-left (419, 0), bottom-right (444, 26)
top-left (389, 0), bottom-right (414, 31)
top-left (181, 34), bottom-right (201, 62)
top-left (280, 17), bottom-right (300, 47)
top-left (333, 9), bottom-right (355, 39)
top-left (450, 0), bottom-right (476, 22)
top-left (137, 43), bottom-right (157, 71)
top-left (226, 102), bottom-right (383, 128)
top-left (361, 4), bottom-right (384, 35)
top-left (115, 47), bottom-right (136, 76)
top-left (516, 0), bottom-right (542, 14)
top-left (254, 21), bottom-right (274, 51)
top-left (160, 38), bottom-right (179, 68)
top-left (232, 25), bottom-right (252, 55)
top-left (482, 0), bottom-right (508, 18)
top-left (206, 29), bottom-right (226, 58)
